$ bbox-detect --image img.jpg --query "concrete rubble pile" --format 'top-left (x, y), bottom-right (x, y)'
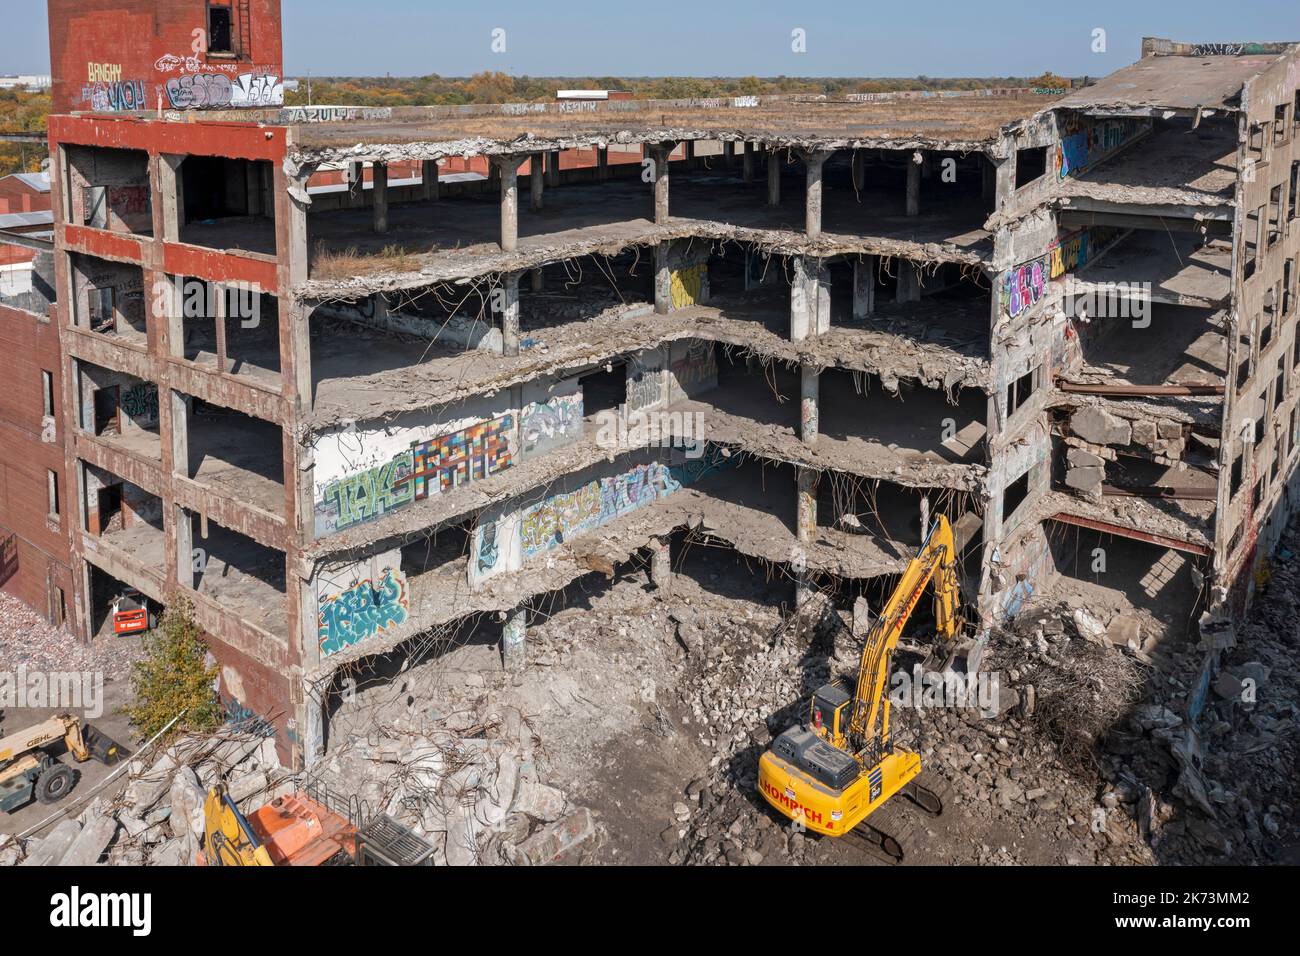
top-left (317, 700), bottom-right (602, 866)
top-left (0, 729), bottom-right (289, 867)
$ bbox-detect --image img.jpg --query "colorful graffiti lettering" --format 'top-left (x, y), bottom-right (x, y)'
top-left (320, 451), bottom-right (416, 532)
top-left (316, 415), bottom-right (514, 535)
top-left (520, 461), bottom-right (682, 558)
top-left (1055, 117), bottom-right (1150, 180)
top-left (318, 567), bottom-right (410, 656)
top-left (82, 79), bottom-right (146, 112)
top-left (521, 394), bottom-right (583, 457)
top-left (224, 698), bottom-right (275, 737)
top-left (409, 414), bottom-right (513, 498)
top-left (999, 226), bottom-right (1123, 319)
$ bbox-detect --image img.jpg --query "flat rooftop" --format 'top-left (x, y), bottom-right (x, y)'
top-left (131, 90), bottom-right (1061, 159)
top-left (1055, 50), bottom-right (1291, 113)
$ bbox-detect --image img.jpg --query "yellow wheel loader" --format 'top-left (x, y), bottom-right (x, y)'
top-left (758, 514), bottom-right (961, 861)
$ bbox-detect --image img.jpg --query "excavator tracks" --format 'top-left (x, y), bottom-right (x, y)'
top-left (846, 776), bottom-right (948, 864)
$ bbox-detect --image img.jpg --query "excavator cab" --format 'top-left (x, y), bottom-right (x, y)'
top-left (809, 683), bottom-right (853, 750)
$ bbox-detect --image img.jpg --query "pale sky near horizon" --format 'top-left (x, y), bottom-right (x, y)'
top-left (5, 1), bottom-right (1298, 78)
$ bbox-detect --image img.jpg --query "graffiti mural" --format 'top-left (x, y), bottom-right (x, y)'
top-left (1054, 117), bottom-right (1150, 180)
top-left (408, 415), bottom-right (513, 497)
top-left (520, 461), bottom-right (683, 558)
top-left (669, 342), bottom-right (719, 399)
top-left (165, 72), bottom-right (283, 109)
top-left (627, 351), bottom-right (666, 414)
top-left (521, 393), bottom-right (583, 457)
top-left (670, 262), bottom-right (708, 309)
top-left (120, 382), bottom-right (159, 425)
top-left (82, 80), bottom-right (147, 112)
top-left (318, 567), bottom-right (410, 657)
top-left (999, 226), bottom-right (1124, 319)
top-left (315, 415), bottom-right (515, 535)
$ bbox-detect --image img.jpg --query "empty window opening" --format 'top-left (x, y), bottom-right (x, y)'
top-left (578, 361), bottom-right (628, 418)
top-left (46, 469), bottom-right (59, 517)
top-left (42, 369), bottom-right (54, 418)
top-left (1006, 367), bottom-right (1038, 418)
top-left (1002, 468), bottom-right (1031, 525)
top-left (1268, 185), bottom-right (1283, 246)
top-left (207, 3), bottom-right (235, 55)
top-left (1014, 146), bottom-right (1047, 189)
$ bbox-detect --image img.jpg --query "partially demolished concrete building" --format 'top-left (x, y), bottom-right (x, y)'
top-left (30, 15), bottom-right (1300, 766)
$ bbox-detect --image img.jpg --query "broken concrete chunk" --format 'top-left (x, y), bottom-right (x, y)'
top-left (1067, 447), bottom-right (1105, 469)
top-left (1065, 465), bottom-right (1104, 494)
top-left (509, 807), bottom-right (598, 865)
top-left (59, 813), bottom-right (119, 866)
top-left (19, 819), bottom-right (82, 867)
top-left (1071, 406), bottom-right (1132, 446)
top-left (510, 779), bottom-right (568, 822)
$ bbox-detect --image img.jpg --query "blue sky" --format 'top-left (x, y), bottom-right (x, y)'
top-left (4, 1), bottom-right (1298, 77)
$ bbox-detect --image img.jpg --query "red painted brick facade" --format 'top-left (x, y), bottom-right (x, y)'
top-left (48, 0), bottom-right (283, 115)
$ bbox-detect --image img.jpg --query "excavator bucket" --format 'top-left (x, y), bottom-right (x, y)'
top-left (82, 724), bottom-right (127, 765)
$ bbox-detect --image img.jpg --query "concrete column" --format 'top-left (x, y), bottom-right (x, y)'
top-left (175, 504), bottom-right (194, 589)
top-left (346, 162), bottom-right (363, 208)
top-left (723, 141), bottom-right (735, 166)
top-left (791, 256), bottom-right (811, 341)
top-left (650, 142), bottom-right (674, 225)
top-left (795, 467), bottom-right (817, 604)
top-left (170, 389), bottom-right (191, 477)
top-left (897, 260), bottom-right (921, 303)
top-left (742, 141), bottom-right (755, 182)
top-left (654, 241), bottom-right (672, 314)
top-left (597, 146), bottom-right (609, 181)
top-left (530, 267), bottom-right (544, 293)
top-left (372, 161), bottom-right (389, 234)
top-left (800, 149), bottom-right (832, 239)
top-left (529, 153), bottom-right (544, 212)
top-left (649, 537), bottom-right (672, 590)
top-left (502, 605), bottom-right (527, 672)
top-left (494, 155), bottom-right (524, 252)
top-left (500, 270), bottom-right (521, 356)
top-left (684, 140), bottom-right (696, 170)
top-left (851, 150), bottom-right (865, 192)
top-left (906, 153), bottom-right (921, 216)
top-left (158, 155), bottom-right (183, 242)
top-left (852, 255), bottom-right (875, 320)
top-left (767, 146), bottom-right (782, 207)
top-left (421, 159), bottom-right (439, 201)
top-left (800, 364), bottom-right (819, 442)
top-left (546, 149), bottom-right (561, 187)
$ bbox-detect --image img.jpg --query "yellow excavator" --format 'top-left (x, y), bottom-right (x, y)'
top-left (758, 514), bottom-right (960, 861)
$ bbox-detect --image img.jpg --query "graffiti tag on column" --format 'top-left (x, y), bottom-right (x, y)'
top-left (318, 567), bottom-right (410, 656)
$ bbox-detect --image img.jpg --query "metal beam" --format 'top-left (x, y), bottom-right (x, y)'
top-left (1046, 512), bottom-right (1212, 556)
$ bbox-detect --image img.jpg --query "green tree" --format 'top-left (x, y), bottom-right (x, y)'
top-left (125, 595), bottom-right (222, 742)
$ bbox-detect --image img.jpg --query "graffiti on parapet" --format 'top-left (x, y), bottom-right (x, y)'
top-left (1190, 43), bottom-right (1268, 56)
top-left (1055, 116), bottom-right (1150, 180)
top-left (276, 106), bottom-right (393, 123)
top-left (120, 382), bottom-right (159, 425)
top-left (521, 393), bottom-right (583, 457)
top-left (315, 414), bottom-right (515, 535)
top-left (999, 225), bottom-right (1123, 319)
top-left (165, 72), bottom-right (283, 109)
top-left (318, 567), bottom-right (410, 657)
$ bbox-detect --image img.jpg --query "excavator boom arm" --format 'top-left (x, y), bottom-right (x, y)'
top-left (849, 516), bottom-right (959, 746)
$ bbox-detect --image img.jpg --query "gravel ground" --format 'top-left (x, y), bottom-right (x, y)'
top-left (0, 592), bottom-right (144, 681)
